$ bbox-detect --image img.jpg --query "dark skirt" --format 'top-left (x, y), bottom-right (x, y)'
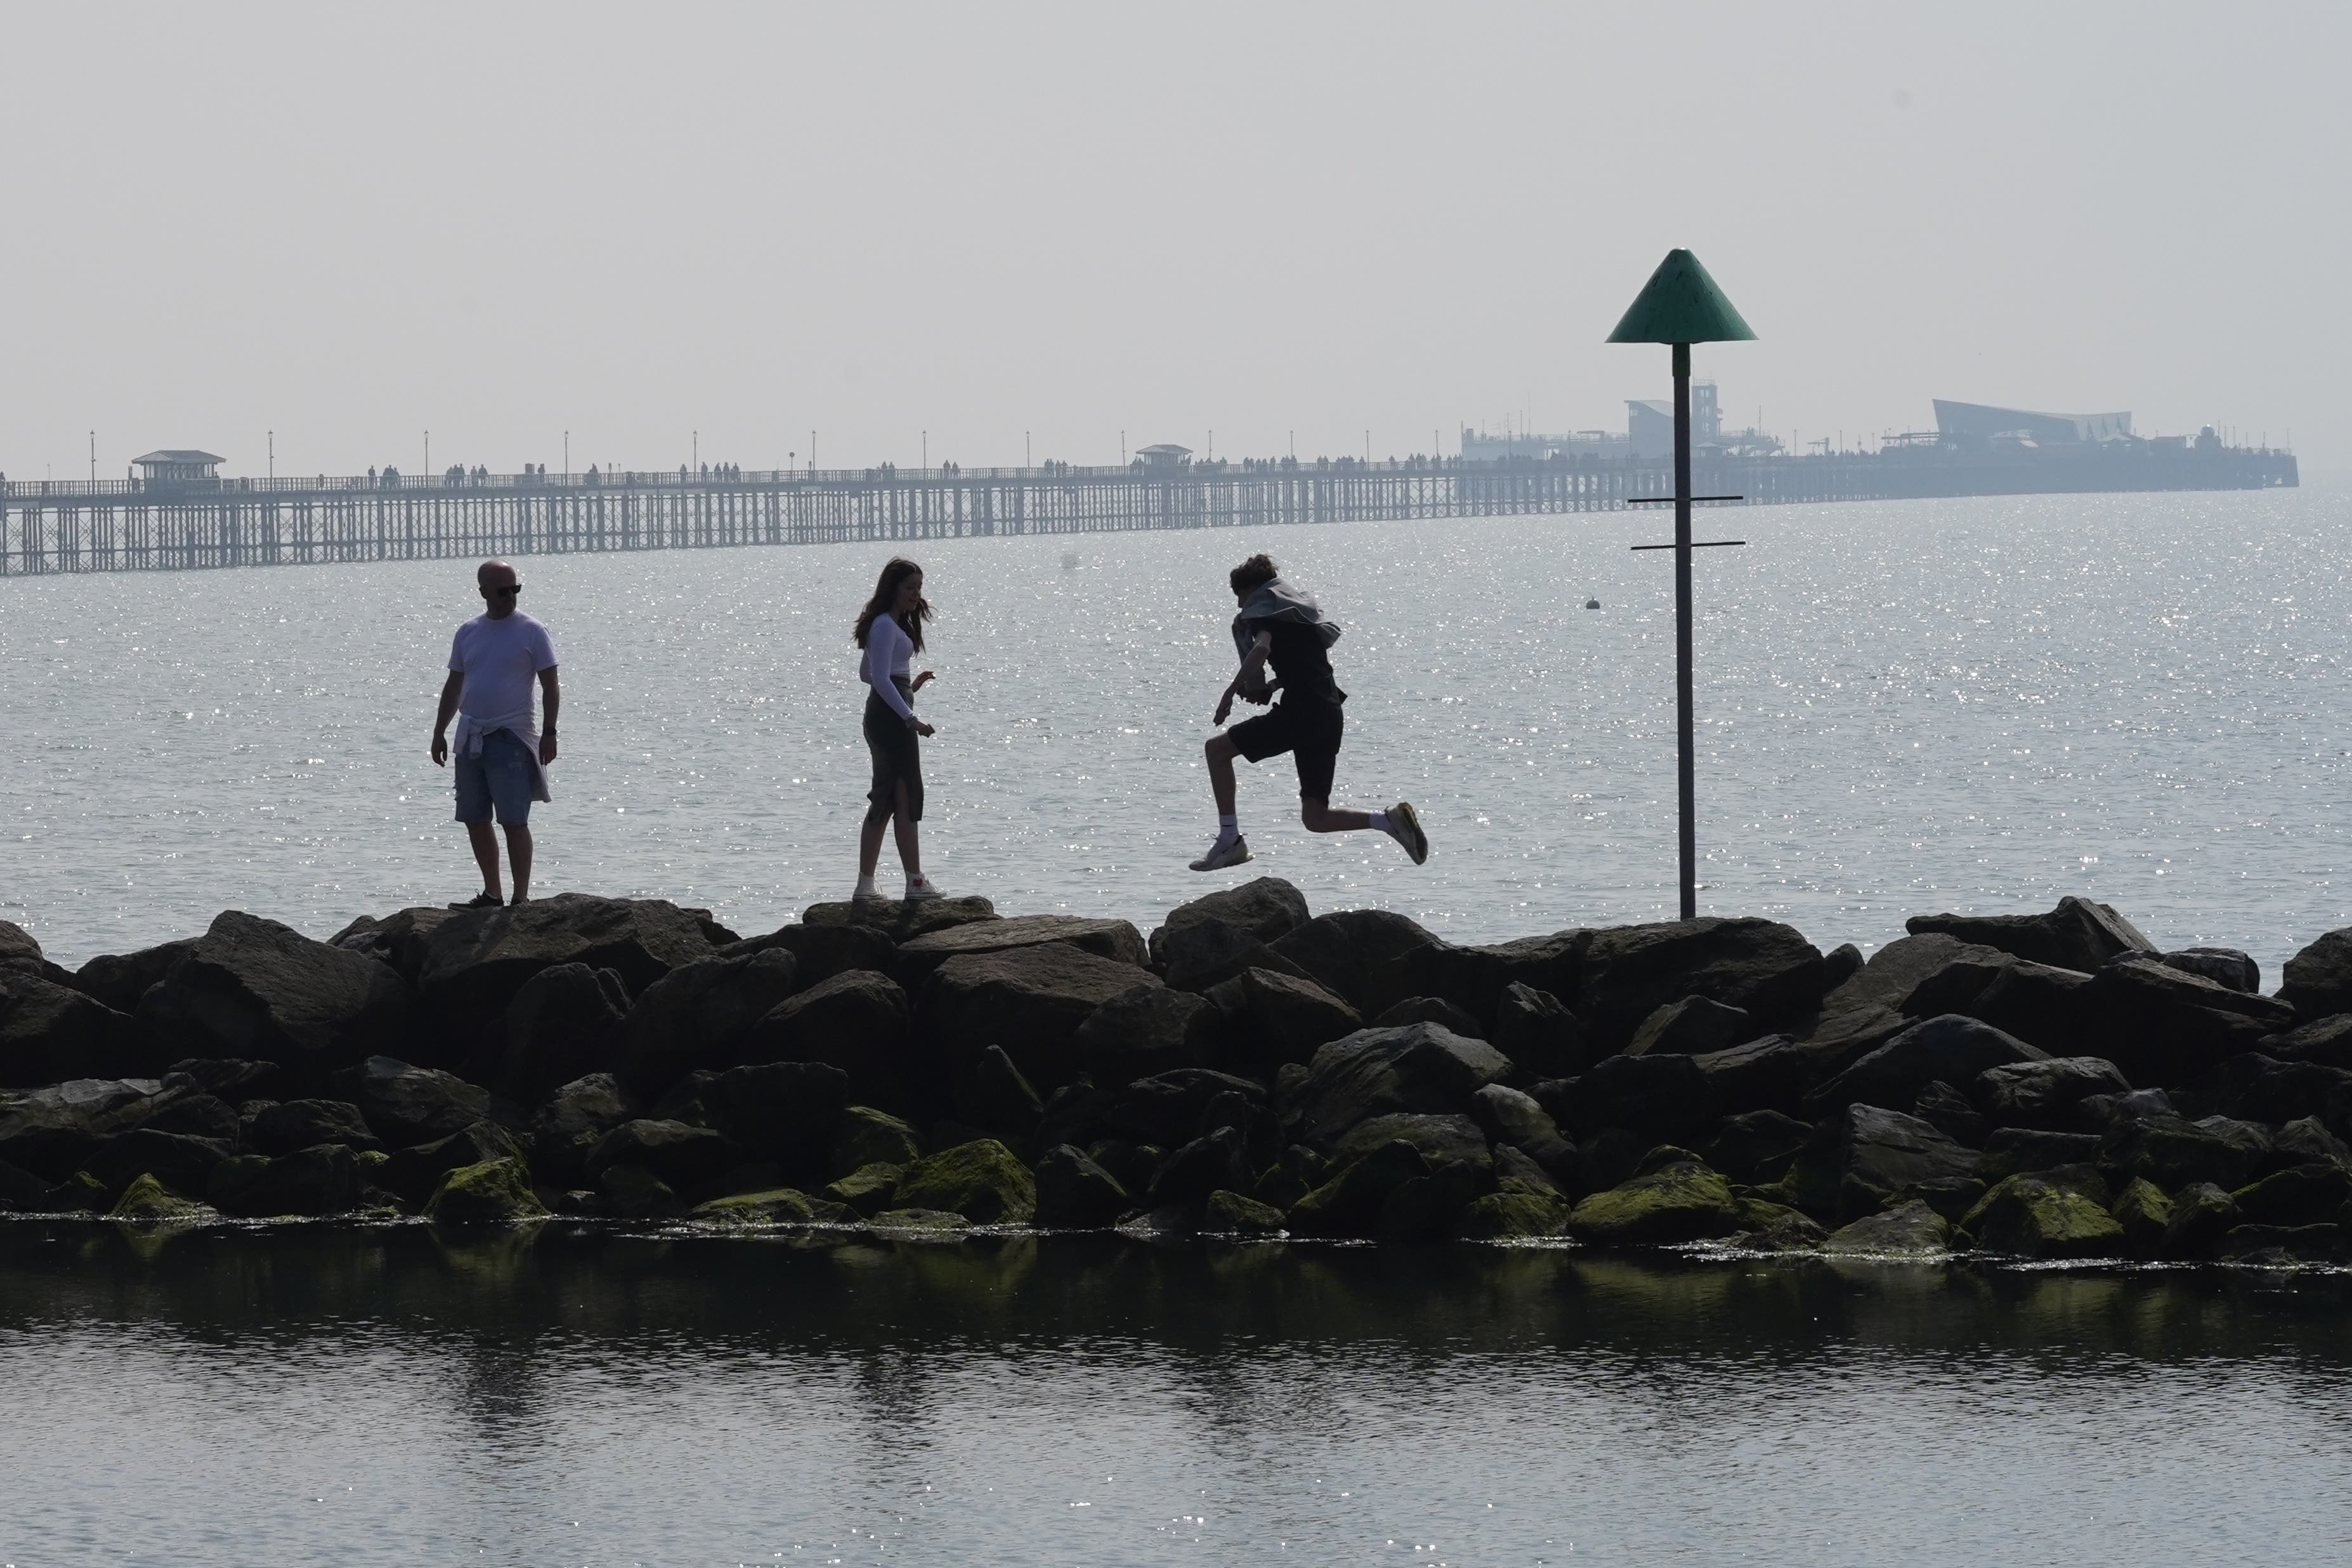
top-left (863, 678), bottom-right (922, 823)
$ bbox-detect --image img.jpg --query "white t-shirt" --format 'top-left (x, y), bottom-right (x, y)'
top-left (450, 610), bottom-right (558, 728)
top-left (859, 615), bottom-right (915, 720)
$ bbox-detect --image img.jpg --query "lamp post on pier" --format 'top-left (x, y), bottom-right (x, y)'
top-left (1607, 247), bottom-right (1756, 921)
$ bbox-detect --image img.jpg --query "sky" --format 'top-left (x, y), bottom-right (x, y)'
top-left (1, 2), bottom-right (2345, 479)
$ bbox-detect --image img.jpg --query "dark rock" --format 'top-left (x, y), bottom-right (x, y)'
top-left (1568, 1158), bottom-right (1742, 1244)
top-left (381, 1121), bottom-right (529, 1206)
top-left (1574, 917), bottom-right (1826, 1054)
top-left (1824, 1199), bottom-right (1950, 1255)
top-left (607, 948), bottom-right (801, 1096)
top-left (1457, 1188), bottom-right (1574, 1240)
top-left (495, 962), bottom-right (629, 1102)
top-left (0, 1157), bottom-right (51, 1212)
top-left (1, 974), bottom-right (145, 1087)
top-left (1820, 942), bottom-right (1865, 991)
top-left (832, 1106), bottom-right (922, 1177)
top-left (896, 914), bottom-right (1147, 987)
top-left (1104, 1069), bottom-right (1265, 1149)
top-left (1288, 1140), bottom-right (1430, 1237)
top-left (1203, 1189), bottom-right (1288, 1236)
top-left (2075, 1088), bottom-right (2176, 1133)
top-left (2274, 1116), bottom-right (2351, 1170)
top-left (1035, 1080), bottom-right (1113, 1153)
top-left (1205, 968), bottom-right (1362, 1068)
top-left (2257, 1014), bottom-right (2352, 1071)
top-left (698, 1061), bottom-right (851, 1174)
top-left (1961, 1174), bottom-right (2126, 1258)
top-left (1730, 1206), bottom-right (1831, 1252)
top-left (1887, 1175), bottom-right (1987, 1223)
top-left (1806, 1014), bottom-right (2048, 1116)
top-left (2100, 1114), bottom-right (2258, 1192)
top-left (1788, 1104), bottom-right (1980, 1222)
top-left (1489, 983), bottom-right (1589, 1079)
top-left (1703, 1109), bottom-right (1812, 1184)
top-left (2280, 928), bottom-right (2352, 1022)
top-left (2217, 1224), bottom-right (2346, 1265)
top-left (1371, 996), bottom-right (1486, 1038)
top-left (2160, 1181), bottom-right (2239, 1258)
top-left (1959, 960), bottom-right (2103, 1057)
top-left (1625, 996), bottom-right (1752, 1057)
top-left (1269, 909), bottom-right (1442, 1016)
top-left (2198, 1054), bottom-right (2352, 1132)
top-left (2157, 947), bottom-right (2259, 994)
top-left (528, 1074), bottom-right (640, 1187)
top-left (953, 1045), bottom-right (1044, 1146)
top-left (596, 1162), bottom-right (678, 1218)
top-left (0, 1076), bottom-right (164, 1180)
top-left (330, 1057), bottom-right (490, 1146)
top-left (1973, 1056), bottom-right (2132, 1131)
top-left (688, 1188), bottom-right (852, 1227)
top-left (327, 906), bottom-right (460, 985)
top-left (1912, 1080), bottom-right (1988, 1146)
top-left (1898, 949), bottom-right (2018, 1020)
top-left (1249, 1145), bottom-right (1323, 1211)
top-left (868, 1206), bottom-right (976, 1235)
top-left (86, 1128), bottom-right (233, 1199)
top-left (107, 1172), bottom-right (214, 1223)
top-left (1034, 1143), bottom-right (1130, 1227)
top-left (2231, 1163), bottom-right (2352, 1227)
top-left (1689, 1008), bottom-right (1907, 1117)
top-left (1548, 1052), bottom-right (1707, 1143)
top-left (1467, 1083), bottom-right (1574, 1173)
top-left (1150, 878), bottom-right (1311, 962)
top-left (1148, 1127), bottom-right (1251, 1206)
top-left (2196, 1114), bottom-right (2277, 1173)
top-left (1491, 1143), bottom-right (1561, 1194)
top-left (1332, 1112), bottom-right (1489, 1173)
top-left (1905, 896), bottom-right (2155, 973)
top-left (1198, 1088), bottom-right (1282, 1175)
top-left (1154, 917), bottom-right (1313, 995)
top-left (738, 969), bottom-right (913, 1107)
top-left (823, 1163), bottom-right (904, 1218)
top-left (1290, 1022), bottom-right (1512, 1146)
top-left (44, 1170), bottom-right (112, 1212)
top-left (416, 893), bottom-right (717, 1026)
top-left (2085, 957), bottom-right (2296, 1088)
top-left (892, 1139), bottom-right (1037, 1224)
top-left (207, 1143), bottom-right (359, 1217)
top-left (0, 920), bottom-right (56, 982)
top-left (801, 893), bottom-right (998, 941)
top-left (138, 1088), bottom-right (238, 1143)
top-left (584, 1119), bottom-right (738, 1194)
top-left (424, 1157), bottom-right (547, 1224)
top-left (2110, 1177), bottom-right (2172, 1257)
top-left (1978, 1129), bottom-right (2104, 1182)
top-left (244, 1098), bottom-right (378, 1156)
top-left (714, 922), bottom-right (896, 989)
top-left (1087, 1139), bottom-right (1164, 1199)
top-left (71, 939), bottom-right (197, 1016)
top-left (1820, 934), bottom-right (1994, 1017)
top-left (1379, 1157), bottom-right (1492, 1241)
top-left (1075, 984), bottom-right (1219, 1087)
top-left (167, 1059), bottom-right (279, 1101)
top-left (1464, 930), bottom-right (1592, 1011)
top-left (918, 943), bottom-right (1161, 1092)
top-left (134, 911), bottom-right (419, 1088)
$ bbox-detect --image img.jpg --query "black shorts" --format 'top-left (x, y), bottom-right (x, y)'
top-left (1228, 697), bottom-right (1344, 801)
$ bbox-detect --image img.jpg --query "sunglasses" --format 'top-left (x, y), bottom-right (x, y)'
top-left (489, 583), bottom-right (522, 596)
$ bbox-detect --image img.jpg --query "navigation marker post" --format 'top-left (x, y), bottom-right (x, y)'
top-left (1607, 247), bottom-right (1756, 920)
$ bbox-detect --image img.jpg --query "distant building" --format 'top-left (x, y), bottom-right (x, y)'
top-left (1135, 443), bottom-right (1192, 468)
top-left (1628, 381), bottom-right (1719, 459)
top-left (1458, 426), bottom-right (1628, 461)
top-left (1933, 401), bottom-right (2131, 445)
top-left (132, 449), bottom-right (225, 484)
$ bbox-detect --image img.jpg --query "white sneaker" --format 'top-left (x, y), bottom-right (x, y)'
top-left (1189, 834), bottom-right (1254, 872)
top-left (852, 879), bottom-right (885, 906)
top-left (905, 874), bottom-right (945, 901)
top-left (1383, 800), bottom-right (1430, 865)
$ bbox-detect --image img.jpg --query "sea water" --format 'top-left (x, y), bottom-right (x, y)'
top-left (0, 487), bottom-right (2344, 972)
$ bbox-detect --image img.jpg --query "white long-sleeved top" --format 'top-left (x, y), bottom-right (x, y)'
top-left (860, 615), bottom-right (916, 721)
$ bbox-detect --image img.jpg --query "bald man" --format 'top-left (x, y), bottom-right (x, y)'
top-left (430, 559), bottom-right (560, 908)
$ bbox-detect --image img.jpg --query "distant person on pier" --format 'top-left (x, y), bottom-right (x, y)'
top-left (430, 560), bottom-right (560, 909)
top-left (1191, 553), bottom-right (1427, 873)
top-left (851, 557), bottom-right (945, 904)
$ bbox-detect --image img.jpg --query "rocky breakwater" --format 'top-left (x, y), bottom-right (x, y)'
top-left (5, 887), bottom-right (2352, 1265)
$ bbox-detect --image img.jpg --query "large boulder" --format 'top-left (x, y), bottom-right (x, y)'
top-left (917, 943), bottom-right (1161, 1092)
top-left (1075, 984), bottom-right (1220, 1087)
top-left (107, 1172), bottom-right (215, 1224)
top-left (1205, 967), bottom-right (1362, 1069)
top-left (608, 948), bottom-right (802, 1095)
top-left (2158, 948), bottom-right (2260, 994)
top-left (244, 1098), bottom-right (379, 1156)
top-left (1290, 1022), bottom-right (1512, 1146)
top-left (892, 1138), bottom-right (1036, 1224)
top-left (1704, 1109), bottom-right (1813, 1185)
top-left (1489, 983), bottom-right (1589, 1080)
top-left (2280, 928), bottom-right (2352, 1021)
top-left (379, 1121), bottom-right (529, 1206)
top-left (1817, 934), bottom-right (1992, 1017)
top-left (2082, 957), bottom-right (2294, 1088)
top-left (736, 969), bottom-right (913, 1109)
top-left (2197, 1054), bottom-right (2352, 1132)
top-left (1971, 1056), bottom-right (2132, 1131)
top-left (71, 939), bottom-right (199, 1016)
top-left (1034, 1142), bottom-right (1132, 1227)
top-left (424, 1158), bottom-right (548, 1224)
top-left (1690, 1005), bottom-right (1909, 1118)
top-left (1976, 1128), bottom-right (2103, 1183)
top-left (329, 1057), bottom-right (492, 1147)
top-left (1103, 1069), bottom-right (1266, 1149)
top-left (2258, 1015), bottom-right (2352, 1072)
top-left (133, 912), bottom-right (419, 1088)
top-left (895, 915), bottom-right (1149, 986)
top-left (1288, 1140), bottom-right (1430, 1238)
top-left (1955, 960), bottom-right (2104, 1057)
top-left (2099, 1114), bottom-right (2259, 1192)
top-left (800, 894), bottom-right (998, 941)
top-left (0, 1077), bottom-right (166, 1179)
top-left (713, 922), bottom-right (896, 989)
top-left (1904, 896), bottom-right (2155, 974)
top-left (1624, 996), bottom-right (1751, 1058)
top-left (1543, 1052), bottom-right (1709, 1144)
top-left (1331, 1111), bottom-right (1489, 1173)
top-left (0, 920), bottom-right (58, 982)
top-left (0, 974), bottom-right (145, 1087)
top-left (695, 1061), bottom-right (850, 1176)
top-left (528, 1073), bottom-right (641, 1187)
top-left (1824, 1199), bottom-right (1950, 1256)
top-left (1148, 1127), bottom-right (1253, 1206)
top-left (1268, 910), bottom-right (1443, 1016)
top-left (1149, 878), bottom-right (1311, 964)
top-left (1573, 917), bottom-right (1826, 1054)
top-left (85, 1128), bottom-right (233, 1199)
top-left (207, 1143), bottom-right (359, 1217)
top-left (1153, 917), bottom-right (1313, 995)
top-left (1467, 1083), bottom-right (1574, 1173)
top-left (1567, 1158), bottom-right (1743, 1245)
top-left (584, 1119), bottom-right (738, 1194)
top-left (1961, 1173), bottom-right (2126, 1259)
top-left (830, 1106), bottom-right (923, 1178)
top-left (327, 906), bottom-right (461, 984)
top-left (1787, 1104), bottom-right (1981, 1222)
top-left (415, 894), bottom-right (716, 1026)
top-left (1806, 1014), bottom-right (2048, 1116)
top-left (494, 963), bottom-right (629, 1102)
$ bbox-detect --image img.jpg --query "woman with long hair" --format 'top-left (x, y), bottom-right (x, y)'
top-left (853, 557), bottom-right (944, 902)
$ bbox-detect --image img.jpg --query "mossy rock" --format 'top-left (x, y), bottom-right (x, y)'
top-left (832, 1107), bottom-right (922, 1178)
top-left (1202, 1189), bottom-right (1287, 1236)
top-left (1567, 1160), bottom-right (1742, 1245)
top-left (597, 1161), bottom-right (677, 1218)
top-left (823, 1162), bottom-right (905, 1218)
top-left (2110, 1177), bottom-right (2173, 1257)
top-left (107, 1172), bottom-right (215, 1224)
top-left (1456, 1189), bottom-right (1574, 1240)
top-left (426, 1158), bottom-right (549, 1225)
top-left (866, 1206), bottom-right (973, 1235)
top-left (1961, 1174), bottom-right (2125, 1259)
top-left (892, 1139), bottom-right (1036, 1224)
top-left (1824, 1199), bottom-right (1950, 1256)
top-left (689, 1188), bottom-right (856, 1227)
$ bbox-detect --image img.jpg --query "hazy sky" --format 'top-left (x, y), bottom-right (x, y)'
top-left (3, 3), bottom-right (2344, 478)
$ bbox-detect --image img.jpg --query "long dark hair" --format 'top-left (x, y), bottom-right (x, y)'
top-left (853, 556), bottom-right (932, 651)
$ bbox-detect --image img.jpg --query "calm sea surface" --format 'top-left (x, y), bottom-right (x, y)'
top-left (2, 1224), bottom-right (2349, 1566)
top-left (1, 488), bottom-right (2346, 970)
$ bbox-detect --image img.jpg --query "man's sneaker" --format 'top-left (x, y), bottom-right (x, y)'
top-left (905, 875), bottom-right (945, 901)
top-left (1189, 835), bottom-right (1253, 872)
top-left (448, 890), bottom-right (502, 911)
top-left (1383, 800), bottom-right (1430, 865)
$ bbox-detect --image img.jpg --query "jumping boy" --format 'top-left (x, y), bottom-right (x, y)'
top-left (1191, 552), bottom-right (1428, 872)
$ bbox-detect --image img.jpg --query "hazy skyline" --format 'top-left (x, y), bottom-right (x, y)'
top-left (3, 2), bottom-right (2345, 480)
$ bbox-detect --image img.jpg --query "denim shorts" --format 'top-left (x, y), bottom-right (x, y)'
top-left (453, 728), bottom-right (536, 825)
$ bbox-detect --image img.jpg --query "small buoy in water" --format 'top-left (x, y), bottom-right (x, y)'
top-left (1585, 598), bottom-right (1601, 610)
top-left (1062, 552), bottom-right (1079, 570)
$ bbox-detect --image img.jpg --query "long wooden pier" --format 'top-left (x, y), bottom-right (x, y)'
top-left (0, 443), bottom-right (2297, 577)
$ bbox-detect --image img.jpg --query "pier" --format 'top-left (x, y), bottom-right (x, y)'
top-left (0, 441), bottom-right (2298, 577)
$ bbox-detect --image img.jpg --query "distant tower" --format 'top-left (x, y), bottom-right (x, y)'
top-left (1692, 380), bottom-right (1720, 443)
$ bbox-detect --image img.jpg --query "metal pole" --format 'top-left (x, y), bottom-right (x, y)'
top-left (1673, 341), bottom-right (1695, 921)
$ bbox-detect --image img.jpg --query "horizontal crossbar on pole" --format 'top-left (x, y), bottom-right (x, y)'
top-left (1625, 494), bottom-right (1743, 504)
top-left (1630, 540), bottom-right (1746, 550)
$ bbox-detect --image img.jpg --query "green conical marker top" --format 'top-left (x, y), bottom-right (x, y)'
top-left (1607, 248), bottom-right (1756, 344)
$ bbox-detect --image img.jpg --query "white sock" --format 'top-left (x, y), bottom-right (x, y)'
top-left (1215, 814), bottom-right (1239, 842)
top-left (855, 874), bottom-right (877, 894)
top-left (1367, 810), bottom-right (1391, 831)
